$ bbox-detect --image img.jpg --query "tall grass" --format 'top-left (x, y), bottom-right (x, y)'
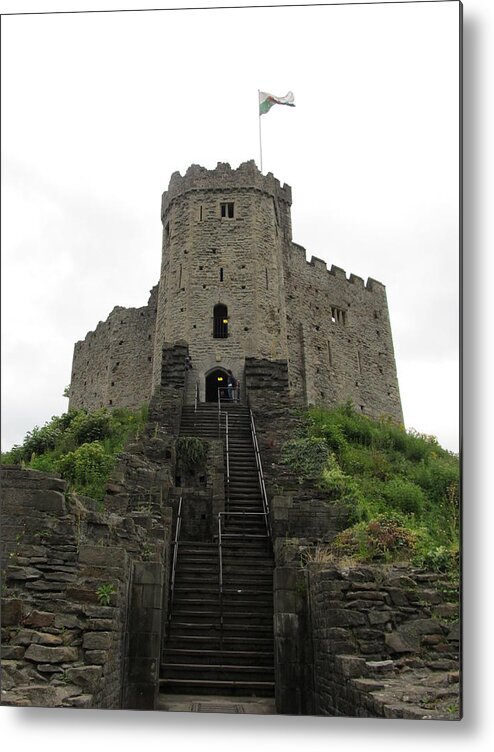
top-left (282, 403), bottom-right (460, 571)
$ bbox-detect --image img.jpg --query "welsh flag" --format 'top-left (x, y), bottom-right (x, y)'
top-left (259, 90), bottom-right (295, 116)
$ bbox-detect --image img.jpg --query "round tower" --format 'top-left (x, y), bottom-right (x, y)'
top-left (152, 161), bottom-right (293, 402)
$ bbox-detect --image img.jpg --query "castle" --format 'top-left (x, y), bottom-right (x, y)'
top-left (69, 161), bottom-right (402, 423)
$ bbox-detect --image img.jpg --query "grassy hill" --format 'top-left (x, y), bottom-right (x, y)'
top-left (281, 403), bottom-right (460, 575)
top-left (2, 401), bottom-right (460, 575)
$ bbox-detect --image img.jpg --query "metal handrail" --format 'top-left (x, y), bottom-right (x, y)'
top-left (225, 413), bottom-right (230, 505)
top-left (194, 381), bottom-right (199, 413)
top-left (249, 408), bottom-right (272, 539)
top-left (168, 495), bottom-right (183, 624)
top-left (218, 513), bottom-right (224, 649)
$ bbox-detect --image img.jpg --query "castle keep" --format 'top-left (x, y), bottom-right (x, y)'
top-left (3, 164), bottom-right (460, 717)
top-left (69, 161), bottom-right (402, 422)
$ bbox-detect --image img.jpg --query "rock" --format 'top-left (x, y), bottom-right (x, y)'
top-left (68, 693), bottom-right (94, 708)
top-left (1, 646), bottom-right (25, 660)
top-left (22, 610), bottom-right (55, 628)
top-left (84, 650), bottom-right (107, 664)
top-left (366, 659), bottom-right (395, 673)
top-left (2, 684), bottom-right (82, 708)
top-left (385, 632), bottom-right (417, 654)
top-left (334, 655), bottom-right (367, 678)
top-left (1, 599), bottom-right (24, 626)
top-left (83, 631), bottom-right (112, 650)
top-left (65, 665), bottom-right (103, 692)
top-left (6, 566), bottom-right (42, 581)
top-left (24, 644), bottom-right (78, 663)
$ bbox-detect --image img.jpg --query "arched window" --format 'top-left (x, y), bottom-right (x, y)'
top-left (213, 304), bottom-right (228, 338)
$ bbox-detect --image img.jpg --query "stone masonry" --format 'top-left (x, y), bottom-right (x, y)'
top-left (69, 161), bottom-right (402, 423)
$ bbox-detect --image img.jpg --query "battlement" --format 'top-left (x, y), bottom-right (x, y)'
top-left (70, 165), bottom-right (401, 424)
top-left (161, 160), bottom-right (292, 219)
top-left (290, 243), bottom-right (386, 295)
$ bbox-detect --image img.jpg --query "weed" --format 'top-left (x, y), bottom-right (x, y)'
top-left (96, 583), bottom-right (116, 606)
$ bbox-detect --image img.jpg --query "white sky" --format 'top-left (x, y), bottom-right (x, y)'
top-left (1, 1), bottom-right (460, 452)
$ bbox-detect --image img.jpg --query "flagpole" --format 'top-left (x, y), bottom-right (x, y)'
top-left (258, 89), bottom-right (263, 173)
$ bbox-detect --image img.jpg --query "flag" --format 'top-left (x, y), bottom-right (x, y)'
top-left (259, 90), bottom-right (295, 116)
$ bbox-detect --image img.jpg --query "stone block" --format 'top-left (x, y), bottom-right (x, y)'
top-left (368, 610), bottom-right (393, 626)
top-left (78, 544), bottom-right (127, 569)
top-left (6, 566), bottom-right (42, 581)
top-left (84, 650), bottom-right (107, 665)
top-left (127, 657), bottom-right (158, 683)
top-left (274, 567), bottom-right (299, 591)
top-left (24, 610), bottom-right (56, 628)
top-left (3, 488), bottom-right (66, 515)
top-left (325, 609), bottom-right (366, 628)
top-left (24, 644), bottom-right (79, 663)
top-left (133, 561), bottom-right (164, 586)
top-left (127, 632), bottom-right (161, 659)
top-left (1, 598), bottom-right (24, 626)
top-left (384, 632), bottom-right (417, 654)
top-left (274, 612), bottom-right (299, 637)
top-left (83, 631), bottom-right (112, 650)
top-left (13, 629), bottom-right (62, 647)
top-left (334, 655), bottom-right (367, 678)
top-left (1, 645), bottom-right (25, 660)
top-left (69, 694), bottom-right (94, 708)
top-left (65, 665), bottom-right (103, 692)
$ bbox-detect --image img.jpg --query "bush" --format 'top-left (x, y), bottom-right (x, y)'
top-left (281, 437), bottom-right (330, 483)
top-left (382, 477), bottom-right (426, 515)
top-left (66, 410), bottom-right (112, 446)
top-left (56, 442), bottom-right (114, 501)
top-left (176, 436), bottom-right (208, 470)
top-left (333, 514), bottom-right (417, 562)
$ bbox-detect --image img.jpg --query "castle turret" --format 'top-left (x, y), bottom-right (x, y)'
top-left (152, 161), bottom-right (293, 401)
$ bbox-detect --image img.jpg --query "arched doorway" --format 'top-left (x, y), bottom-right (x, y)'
top-left (205, 368), bottom-right (229, 402)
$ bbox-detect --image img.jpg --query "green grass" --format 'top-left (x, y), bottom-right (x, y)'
top-left (281, 402), bottom-right (460, 572)
top-left (1, 405), bottom-right (148, 503)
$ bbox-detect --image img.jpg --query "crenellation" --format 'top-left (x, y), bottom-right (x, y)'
top-left (70, 162), bottom-right (402, 424)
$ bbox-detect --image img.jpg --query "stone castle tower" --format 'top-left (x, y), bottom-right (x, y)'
top-left (69, 161), bottom-right (403, 423)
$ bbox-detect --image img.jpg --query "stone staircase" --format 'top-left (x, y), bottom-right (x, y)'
top-left (160, 403), bottom-right (275, 697)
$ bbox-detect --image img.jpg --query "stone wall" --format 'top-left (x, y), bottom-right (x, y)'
top-left (274, 558), bottom-right (460, 719)
top-left (284, 248), bottom-right (403, 423)
top-left (1, 466), bottom-right (172, 709)
top-left (69, 286), bottom-right (157, 412)
top-left (69, 162), bottom-right (403, 424)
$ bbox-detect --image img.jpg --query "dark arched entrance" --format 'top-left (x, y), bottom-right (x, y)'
top-left (205, 368), bottom-right (229, 402)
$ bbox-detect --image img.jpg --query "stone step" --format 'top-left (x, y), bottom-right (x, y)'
top-left (167, 611), bottom-right (273, 627)
top-left (161, 663), bottom-right (274, 683)
top-left (159, 677), bottom-right (275, 697)
top-left (162, 648), bottom-right (273, 667)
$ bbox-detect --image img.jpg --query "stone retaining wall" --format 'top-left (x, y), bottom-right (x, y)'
top-left (274, 559), bottom-right (460, 719)
top-left (1, 466), bottom-right (172, 709)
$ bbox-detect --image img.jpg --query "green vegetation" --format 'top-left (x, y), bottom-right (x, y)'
top-left (176, 436), bottom-right (208, 470)
top-left (281, 402), bottom-right (460, 572)
top-left (96, 583), bottom-right (116, 606)
top-left (1, 406), bottom-right (148, 503)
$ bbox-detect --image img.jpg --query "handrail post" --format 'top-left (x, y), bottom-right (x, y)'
top-left (168, 496), bottom-right (183, 626)
top-left (249, 406), bottom-right (272, 540)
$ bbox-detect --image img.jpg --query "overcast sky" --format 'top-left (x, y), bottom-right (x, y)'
top-left (1, 1), bottom-right (460, 453)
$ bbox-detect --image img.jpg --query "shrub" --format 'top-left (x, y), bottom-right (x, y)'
top-left (333, 514), bottom-right (417, 562)
top-left (382, 477), bottom-right (426, 515)
top-left (176, 436), bottom-right (208, 470)
top-left (281, 437), bottom-right (330, 483)
top-left (57, 442), bottom-right (114, 501)
top-left (67, 410), bottom-right (112, 446)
